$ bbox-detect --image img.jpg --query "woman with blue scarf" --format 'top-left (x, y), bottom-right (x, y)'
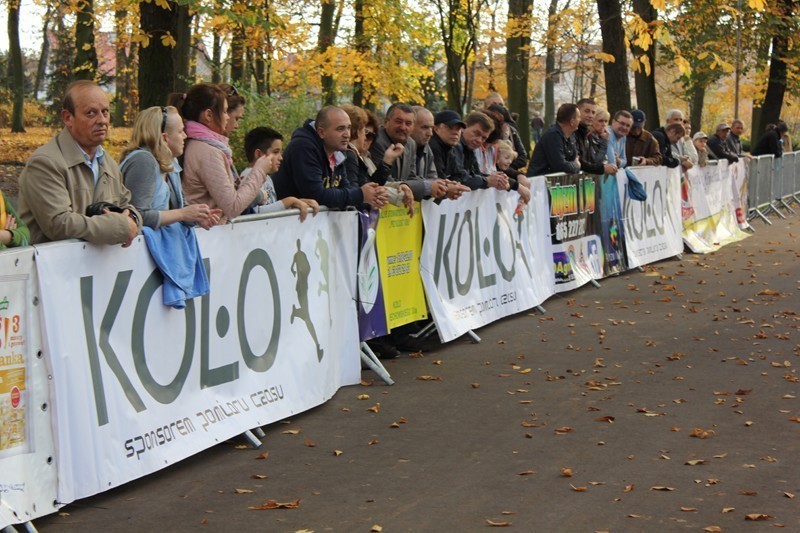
top-left (120, 106), bottom-right (222, 308)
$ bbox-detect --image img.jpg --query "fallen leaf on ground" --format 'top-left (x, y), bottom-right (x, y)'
top-left (416, 375), bottom-right (443, 381)
top-left (570, 484), bottom-right (587, 492)
top-left (624, 484), bottom-right (634, 493)
top-left (722, 507), bottom-right (735, 513)
top-left (738, 490), bottom-right (757, 496)
top-left (255, 453), bottom-right (270, 460)
top-left (784, 492), bottom-right (795, 499)
top-left (234, 488), bottom-right (254, 494)
top-left (282, 429), bottom-right (301, 435)
top-left (368, 403), bottom-right (380, 413)
top-left (560, 468), bottom-right (573, 477)
top-left (685, 459), bottom-right (707, 466)
top-left (690, 428), bottom-right (715, 439)
top-left (371, 525), bottom-right (383, 532)
top-left (518, 470), bottom-right (536, 476)
top-left (594, 416), bottom-right (615, 423)
top-left (471, 383), bottom-right (480, 388)
top-left (360, 380), bottom-right (373, 386)
top-left (357, 394), bottom-right (370, 400)
top-left (554, 426), bottom-right (573, 435)
top-left (251, 474), bottom-right (269, 479)
top-left (368, 439), bottom-right (379, 445)
top-left (304, 438), bottom-right (315, 447)
top-left (485, 519), bottom-right (512, 527)
top-left (651, 486), bottom-right (676, 491)
top-left (744, 513), bottom-right (772, 521)
top-left (248, 498), bottom-right (301, 510)
top-left (681, 507), bottom-right (697, 512)
top-left (333, 450), bottom-right (343, 456)
top-left (702, 527), bottom-right (722, 532)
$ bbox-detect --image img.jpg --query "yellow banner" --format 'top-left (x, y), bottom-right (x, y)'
top-left (375, 203), bottom-right (428, 330)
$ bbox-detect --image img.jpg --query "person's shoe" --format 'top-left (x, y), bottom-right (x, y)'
top-left (367, 339), bottom-right (401, 359)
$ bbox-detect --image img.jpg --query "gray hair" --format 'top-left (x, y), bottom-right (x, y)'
top-left (666, 109), bottom-right (684, 121)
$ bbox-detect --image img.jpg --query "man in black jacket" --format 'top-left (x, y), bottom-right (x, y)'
top-left (751, 122), bottom-right (788, 158)
top-left (527, 103), bottom-right (581, 177)
top-left (651, 123), bottom-right (685, 168)
top-left (274, 106), bottom-right (388, 209)
top-left (576, 98), bottom-right (617, 176)
top-left (707, 123), bottom-right (739, 163)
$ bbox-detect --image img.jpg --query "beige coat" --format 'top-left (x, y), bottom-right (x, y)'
top-left (18, 128), bottom-right (141, 245)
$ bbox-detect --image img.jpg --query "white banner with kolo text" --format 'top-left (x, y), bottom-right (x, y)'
top-left (34, 212), bottom-right (361, 504)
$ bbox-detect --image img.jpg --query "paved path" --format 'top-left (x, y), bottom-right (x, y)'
top-left (37, 215), bottom-right (799, 532)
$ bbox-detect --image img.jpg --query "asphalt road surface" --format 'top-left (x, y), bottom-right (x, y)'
top-left (36, 215), bottom-right (799, 532)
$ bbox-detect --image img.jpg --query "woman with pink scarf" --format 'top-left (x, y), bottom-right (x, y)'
top-left (171, 84), bottom-right (275, 223)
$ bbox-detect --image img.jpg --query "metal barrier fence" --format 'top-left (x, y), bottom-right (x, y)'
top-left (745, 150), bottom-right (800, 223)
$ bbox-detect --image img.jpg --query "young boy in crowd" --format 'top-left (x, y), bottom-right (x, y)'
top-left (241, 127), bottom-right (319, 217)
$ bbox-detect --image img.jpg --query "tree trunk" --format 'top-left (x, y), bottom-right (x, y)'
top-left (757, 30), bottom-right (790, 139)
top-left (212, 32), bottom-right (222, 84)
top-left (596, 0), bottom-right (630, 114)
top-left (631, 0), bottom-right (659, 128)
top-left (8, 0), bottom-right (25, 132)
top-left (507, 0), bottom-right (533, 143)
top-left (74, 0), bottom-right (98, 80)
top-left (47, 4), bottom-right (74, 116)
top-left (139, 0), bottom-right (178, 109)
top-left (352, 0), bottom-right (367, 106)
top-left (34, 2), bottom-right (53, 101)
top-left (544, 0), bottom-right (558, 127)
top-left (318, 0), bottom-right (337, 105)
top-left (688, 84), bottom-right (705, 134)
top-left (445, 50), bottom-right (463, 113)
top-left (114, 9), bottom-right (129, 125)
top-left (173, 4), bottom-right (193, 92)
top-left (230, 27), bottom-right (245, 87)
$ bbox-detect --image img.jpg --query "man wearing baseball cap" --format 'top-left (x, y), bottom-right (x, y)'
top-left (625, 109), bottom-right (662, 166)
top-left (427, 110), bottom-right (472, 199)
top-left (707, 122), bottom-right (739, 163)
top-left (692, 131), bottom-right (713, 167)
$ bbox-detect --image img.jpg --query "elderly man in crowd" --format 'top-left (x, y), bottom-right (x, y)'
top-left (692, 131), bottom-right (713, 167)
top-left (625, 110), bottom-right (662, 166)
top-left (274, 106), bottom-right (388, 209)
top-left (726, 119), bottom-right (747, 157)
top-left (18, 80), bottom-right (142, 245)
top-left (527, 103), bottom-right (581, 177)
top-left (451, 111), bottom-right (508, 190)
top-left (651, 123), bottom-right (686, 169)
top-left (707, 123), bottom-right (740, 163)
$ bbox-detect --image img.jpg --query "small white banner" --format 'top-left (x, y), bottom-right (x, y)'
top-left (420, 184), bottom-right (554, 342)
top-left (618, 166), bottom-right (683, 268)
top-left (0, 247), bottom-right (59, 529)
top-left (34, 212), bottom-right (361, 504)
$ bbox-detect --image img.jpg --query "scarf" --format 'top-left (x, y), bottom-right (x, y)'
top-left (185, 120), bottom-right (233, 166)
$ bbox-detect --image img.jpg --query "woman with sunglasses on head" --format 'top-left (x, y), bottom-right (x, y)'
top-left (169, 83), bottom-right (275, 224)
top-left (120, 106), bottom-right (221, 229)
top-left (119, 106), bottom-right (221, 308)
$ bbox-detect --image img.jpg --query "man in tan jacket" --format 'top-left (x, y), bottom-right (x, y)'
top-left (18, 80), bottom-right (141, 246)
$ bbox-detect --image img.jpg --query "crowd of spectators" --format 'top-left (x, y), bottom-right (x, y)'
top-left (7, 80), bottom-right (796, 347)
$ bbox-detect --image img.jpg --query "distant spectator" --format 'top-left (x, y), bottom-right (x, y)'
top-left (273, 106), bottom-right (388, 209)
top-left (625, 110), bottom-right (662, 166)
top-left (18, 80), bottom-right (141, 245)
top-left (120, 106), bottom-right (221, 230)
top-left (780, 122), bottom-right (793, 152)
top-left (428, 110), bottom-right (471, 199)
top-left (241, 127), bottom-right (319, 219)
top-left (606, 110), bottom-right (633, 168)
top-left (576, 98), bottom-right (617, 176)
top-left (495, 140), bottom-right (531, 203)
top-left (652, 123), bottom-right (685, 169)
top-left (692, 132), bottom-right (712, 167)
top-left (527, 103), bottom-right (581, 177)
top-left (218, 83), bottom-right (246, 137)
top-left (410, 106), bottom-right (449, 198)
top-left (585, 109), bottom-right (611, 169)
top-left (680, 120), bottom-right (699, 166)
top-left (485, 102), bottom-right (528, 170)
top-left (751, 121), bottom-right (788, 158)
top-left (452, 111), bottom-right (508, 190)
top-left (707, 123), bottom-right (739, 163)
top-left (173, 83), bottom-right (270, 223)
top-left (531, 111), bottom-right (544, 143)
top-left (662, 110), bottom-right (693, 170)
top-left (0, 191), bottom-right (29, 249)
top-left (727, 119), bottom-right (746, 157)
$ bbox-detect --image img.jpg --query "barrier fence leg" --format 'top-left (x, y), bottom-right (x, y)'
top-left (242, 430), bottom-right (262, 448)
top-left (360, 342), bottom-right (394, 385)
top-left (778, 197), bottom-right (795, 214)
top-left (749, 207), bottom-right (773, 225)
top-left (410, 321), bottom-right (436, 340)
top-left (535, 305), bottom-right (547, 314)
top-left (765, 202), bottom-right (787, 219)
top-left (590, 279), bottom-right (602, 288)
top-left (253, 428), bottom-right (266, 438)
top-left (22, 522), bottom-right (38, 533)
top-left (467, 330), bottom-right (482, 343)
top-left (675, 254), bottom-right (683, 260)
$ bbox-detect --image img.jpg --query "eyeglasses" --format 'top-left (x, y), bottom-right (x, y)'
top-left (365, 130), bottom-right (376, 141)
top-left (161, 106), bottom-right (168, 133)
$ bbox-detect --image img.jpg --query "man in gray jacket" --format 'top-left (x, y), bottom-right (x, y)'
top-left (369, 103), bottom-right (445, 200)
top-left (18, 80), bottom-right (141, 245)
